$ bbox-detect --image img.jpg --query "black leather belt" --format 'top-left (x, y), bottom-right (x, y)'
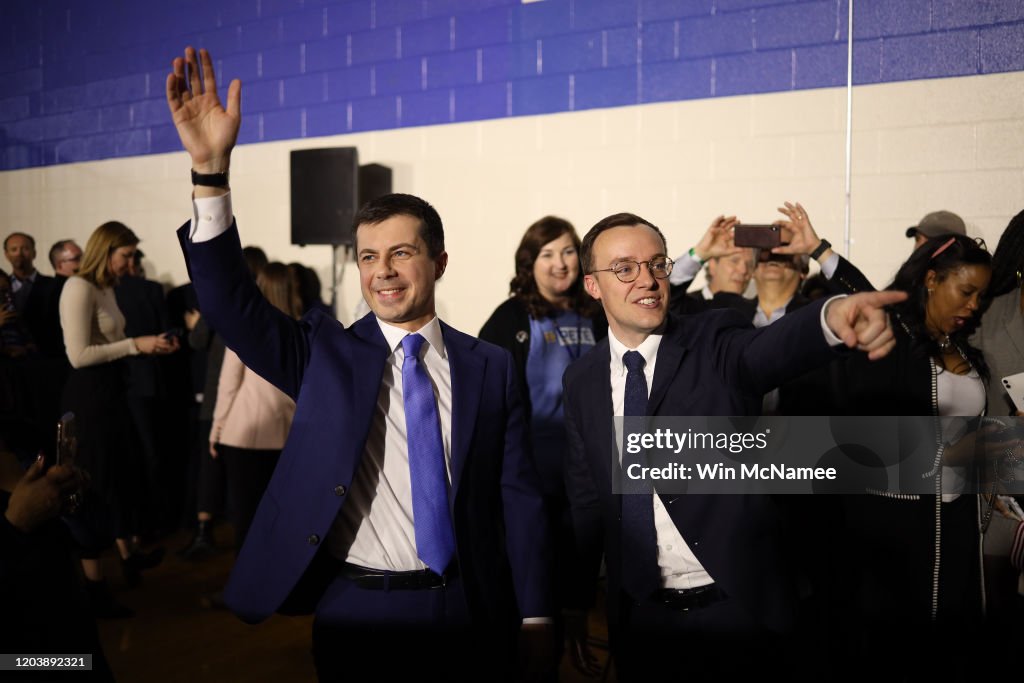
top-left (339, 562), bottom-right (456, 590)
top-left (653, 584), bottom-right (723, 611)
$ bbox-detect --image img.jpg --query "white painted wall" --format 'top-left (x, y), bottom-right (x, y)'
top-left (2, 71), bottom-right (1022, 333)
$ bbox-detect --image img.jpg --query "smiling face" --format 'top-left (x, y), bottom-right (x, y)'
top-left (107, 245), bottom-right (137, 279)
top-left (924, 264), bottom-right (990, 337)
top-left (533, 231), bottom-right (580, 304)
top-left (356, 214), bottom-right (447, 332)
top-left (584, 224), bottom-right (669, 348)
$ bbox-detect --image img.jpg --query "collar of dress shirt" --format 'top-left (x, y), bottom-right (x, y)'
top-left (607, 327), bottom-right (663, 378)
top-left (376, 316), bottom-right (447, 361)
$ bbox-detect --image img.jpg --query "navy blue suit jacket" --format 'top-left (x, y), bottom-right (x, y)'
top-left (563, 304), bottom-right (839, 633)
top-left (178, 222), bottom-right (551, 626)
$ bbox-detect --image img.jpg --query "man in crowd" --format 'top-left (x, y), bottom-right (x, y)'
top-left (906, 209), bottom-right (966, 250)
top-left (165, 46), bottom-right (552, 682)
top-left (3, 232), bottom-right (61, 357)
top-left (48, 239), bottom-right (83, 278)
top-left (562, 210), bottom-right (904, 680)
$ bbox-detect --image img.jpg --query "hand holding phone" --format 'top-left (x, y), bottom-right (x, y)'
top-left (55, 413), bottom-right (81, 513)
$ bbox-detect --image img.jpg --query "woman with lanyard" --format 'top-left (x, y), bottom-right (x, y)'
top-left (480, 216), bottom-right (607, 677)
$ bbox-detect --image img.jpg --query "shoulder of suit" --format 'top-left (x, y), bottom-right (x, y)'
top-left (446, 321), bottom-right (505, 356)
top-left (673, 307), bottom-right (751, 333)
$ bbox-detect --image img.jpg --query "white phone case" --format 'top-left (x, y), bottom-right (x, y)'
top-left (1001, 372), bottom-right (1024, 414)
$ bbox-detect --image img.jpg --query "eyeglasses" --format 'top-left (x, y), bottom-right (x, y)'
top-left (590, 257), bottom-right (674, 283)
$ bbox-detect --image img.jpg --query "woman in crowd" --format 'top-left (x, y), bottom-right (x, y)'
top-left (976, 208), bottom-right (1024, 415)
top-left (479, 216), bottom-right (606, 676)
top-left (973, 209), bottom-right (1024, 625)
top-left (59, 221), bottom-right (178, 616)
top-left (828, 233), bottom-right (992, 678)
top-left (210, 262), bottom-right (300, 551)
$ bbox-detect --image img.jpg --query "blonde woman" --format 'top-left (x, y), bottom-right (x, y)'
top-left (59, 221), bottom-right (178, 617)
top-left (210, 262), bottom-right (299, 550)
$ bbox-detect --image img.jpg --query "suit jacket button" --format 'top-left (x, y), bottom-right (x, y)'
top-left (334, 485), bottom-right (346, 496)
top-left (307, 534), bottom-right (320, 546)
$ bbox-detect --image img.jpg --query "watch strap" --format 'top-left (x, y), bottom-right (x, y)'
top-left (191, 169), bottom-right (230, 187)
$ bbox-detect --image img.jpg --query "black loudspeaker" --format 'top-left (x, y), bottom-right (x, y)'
top-left (358, 163), bottom-right (393, 208)
top-left (290, 147), bottom-right (359, 246)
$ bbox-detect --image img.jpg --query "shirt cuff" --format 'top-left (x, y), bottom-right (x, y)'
top-left (522, 617), bottom-right (553, 625)
top-left (820, 252), bottom-right (839, 279)
top-left (668, 251), bottom-right (703, 285)
top-left (820, 295), bottom-right (847, 347)
top-left (190, 192), bottom-right (234, 242)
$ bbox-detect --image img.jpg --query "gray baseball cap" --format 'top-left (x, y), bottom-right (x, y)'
top-left (905, 210), bottom-right (966, 239)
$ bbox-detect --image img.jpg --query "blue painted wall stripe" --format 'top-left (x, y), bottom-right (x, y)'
top-left (1, 0), bottom-right (1023, 171)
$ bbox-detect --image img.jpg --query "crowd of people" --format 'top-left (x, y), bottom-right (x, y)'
top-left (2, 44), bottom-right (1023, 682)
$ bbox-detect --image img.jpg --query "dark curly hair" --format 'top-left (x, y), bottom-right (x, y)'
top-left (509, 216), bottom-right (598, 319)
top-left (887, 233), bottom-right (991, 379)
top-left (988, 208), bottom-right (1024, 299)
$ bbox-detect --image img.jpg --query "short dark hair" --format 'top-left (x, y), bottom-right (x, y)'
top-left (3, 232), bottom-right (35, 251)
top-left (48, 239), bottom-right (75, 268)
top-left (580, 213), bottom-right (667, 274)
top-left (352, 193), bottom-right (445, 259)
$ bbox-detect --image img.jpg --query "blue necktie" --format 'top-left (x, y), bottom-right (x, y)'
top-left (401, 333), bottom-right (456, 574)
top-left (621, 350), bottom-right (660, 599)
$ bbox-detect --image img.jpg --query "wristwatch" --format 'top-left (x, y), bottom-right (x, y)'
top-left (191, 169), bottom-right (230, 187)
top-left (809, 239), bottom-right (831, 260)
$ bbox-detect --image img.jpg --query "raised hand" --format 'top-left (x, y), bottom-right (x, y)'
top-left (165, 47), bottom-right (241, 173)
top-left (824, 290), bottom-right (908, 360)
top-left (772, 201), bottom-right (830, 259)
top-left (693, 214), bottom-right (742, 261)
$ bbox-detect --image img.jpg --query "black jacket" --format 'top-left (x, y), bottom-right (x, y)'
top-left (478, 297), bottom-right (607, 420)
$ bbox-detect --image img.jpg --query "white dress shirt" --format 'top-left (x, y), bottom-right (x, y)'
top-left (326, 316), bottom-right (454, 570)
top-left (607, 329), bottom-right (715, 589)
top-left (190, 193), bottom-right (455, 571)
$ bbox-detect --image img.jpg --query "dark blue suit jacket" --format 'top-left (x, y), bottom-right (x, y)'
top-left (178, 222), bottom-right (551, 626)
top-left (563, 304), bottom-right (840, 633)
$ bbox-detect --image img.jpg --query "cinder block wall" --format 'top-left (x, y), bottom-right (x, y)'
top-left (1, 0), bottom-right (1022, 331)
